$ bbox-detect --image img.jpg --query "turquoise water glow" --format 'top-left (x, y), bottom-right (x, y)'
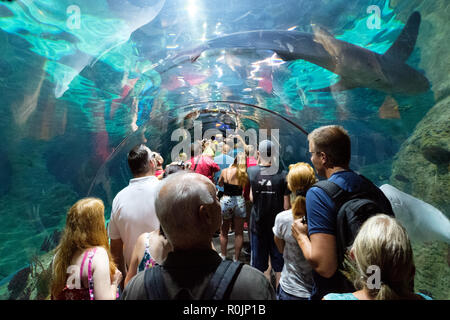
top-left (0, 0), bottom-right (448, 299)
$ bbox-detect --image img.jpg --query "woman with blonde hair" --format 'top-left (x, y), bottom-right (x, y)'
top-left (323, 214), bottom-right (432, 300)
top-left (51, 198), bottom-right (122, 300)
top-left (218, 152), bottom-right (249, 261)
top-left (273, 162), bottom-right (317, 299)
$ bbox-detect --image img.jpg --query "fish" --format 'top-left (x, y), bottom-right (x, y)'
top-left (173, 12), bottom-right (429, 95)
top-left (421, 145), bottom-right (450, 166)
top-left (380, 184), bottom-right (450, 244)
top-left (379, 95), bottom-right (401, 119)
top-left (394, 174), bottom-right (410, 183)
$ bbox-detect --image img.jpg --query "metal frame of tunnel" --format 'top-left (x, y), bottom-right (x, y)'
top-left (87, 100), bottom-right (309, 196)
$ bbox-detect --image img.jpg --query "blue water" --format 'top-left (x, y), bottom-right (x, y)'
top-left (0, 0), bottom-right (448, 299)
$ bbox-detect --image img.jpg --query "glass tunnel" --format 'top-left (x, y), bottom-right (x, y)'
top-left (0, 0), bottom-right (448, 300)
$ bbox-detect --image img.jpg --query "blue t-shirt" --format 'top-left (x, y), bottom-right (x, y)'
top-left (231, 148), bottom-right (244, 158)
top-left (305, 170), bottom-right (365, 300)
top-left (323, 292), bottom-right (433, 300)
top-left (306, 170), bottom-right (365, 236)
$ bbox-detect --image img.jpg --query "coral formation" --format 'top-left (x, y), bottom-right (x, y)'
top-left (2, 251), bottom-right (54, 300)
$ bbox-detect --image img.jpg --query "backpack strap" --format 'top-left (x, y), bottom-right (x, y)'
top-left (144, 259), bottom-right (243, 300)
top-left (193, 156), bottom-right (201, 173)
top-left (313, 180), bottom-right (350, 209)
top-left (201, 260), bottom-right (244, 300)
top-left (144, 264), bottom-right (170, 300)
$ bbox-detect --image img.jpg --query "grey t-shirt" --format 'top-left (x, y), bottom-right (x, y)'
top-left (273, 209), bottom-right (313, 298)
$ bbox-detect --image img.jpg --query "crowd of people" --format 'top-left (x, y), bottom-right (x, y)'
top-left (50, 125), bottom-right (432, 301)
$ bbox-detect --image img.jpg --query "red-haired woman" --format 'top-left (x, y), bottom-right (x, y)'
top-left (51, 198), bottom-right (121, 300)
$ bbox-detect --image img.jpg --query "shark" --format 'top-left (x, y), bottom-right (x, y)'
top-left (380, 184), bottom-right (450, 244)
top-left (173, 12), bottom-right (429, 95)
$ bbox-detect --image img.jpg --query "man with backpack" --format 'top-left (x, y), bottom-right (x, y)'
top-left (291, 125), bottom-right (394, 300)
top-left (121, 171), bottom-right (275, 300)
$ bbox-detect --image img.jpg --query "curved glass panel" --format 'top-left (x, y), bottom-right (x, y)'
top-left (0, 0), bottom-right (448, 299)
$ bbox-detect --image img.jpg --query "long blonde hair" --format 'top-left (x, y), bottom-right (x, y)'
top-left (231, 152), bottom-right (248, 188)
top-left (287, 162), bottom-right (317, 219)
top-left (51, 198), bottom-right (117, 298)
top-left (352, 214), bottom-right (418, 300)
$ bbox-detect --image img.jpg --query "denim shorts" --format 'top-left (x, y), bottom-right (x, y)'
top-left (220, 195), bottom-right (246, 220)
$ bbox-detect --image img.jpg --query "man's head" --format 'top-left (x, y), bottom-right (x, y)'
top-left (221, 143), bottom-right (231, 155)
top-left (155, 172), bottom-right (221, 250)
top-left (258, 139), bottom-right (274, 164)
top-left (307, 125), bottom-right (351, 177)
top-left (127, 144), bottom-right (156, 177)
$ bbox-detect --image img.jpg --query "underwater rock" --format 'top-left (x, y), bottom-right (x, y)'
top-left (391, 95), bottom-right (450, 216)
top-left (394, 174), bottom-right (410, 183)
top-left (412, 241), bottom-right (450, 299)
top-left (391, 93), bottom-right (450, 300)
top-left (448, 245), bottom-right (450, 267)
top-left (3, 251), bottom-right (55, 300)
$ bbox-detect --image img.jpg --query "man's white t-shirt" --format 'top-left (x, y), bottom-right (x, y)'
top-left (108, 176), bottom-right (160, 268)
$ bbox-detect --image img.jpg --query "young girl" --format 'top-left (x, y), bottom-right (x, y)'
top-left (273, 162), bottom-right (317, 300)
top-left (51, 198), bottom-right (121, 300)
top-left (124, 226), bottom-right (172, 288)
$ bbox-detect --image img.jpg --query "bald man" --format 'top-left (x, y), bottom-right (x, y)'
top-left (121, 172), bottom-right (275, 300)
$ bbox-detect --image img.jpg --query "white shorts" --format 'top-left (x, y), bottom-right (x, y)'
top-left (220, 195), bottom-right (246, 219)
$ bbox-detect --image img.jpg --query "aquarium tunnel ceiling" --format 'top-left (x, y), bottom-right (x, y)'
top-left (0, 0), bottom-right (449, 299)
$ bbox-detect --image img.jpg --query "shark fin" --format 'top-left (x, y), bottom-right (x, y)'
top-left (383, 11), bottom-right (421, 61)
top-left (274, 25), bottom-right (336, 61)
top-left (309, 78), bottom-right (358, 92)
top-left (311, 24), bottom-right (335, 39)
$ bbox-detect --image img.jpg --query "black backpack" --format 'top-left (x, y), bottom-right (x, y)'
top-left (144, 259), bottom-right (244, 300)
top-left (313, 174), bottom-right (395, 268)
